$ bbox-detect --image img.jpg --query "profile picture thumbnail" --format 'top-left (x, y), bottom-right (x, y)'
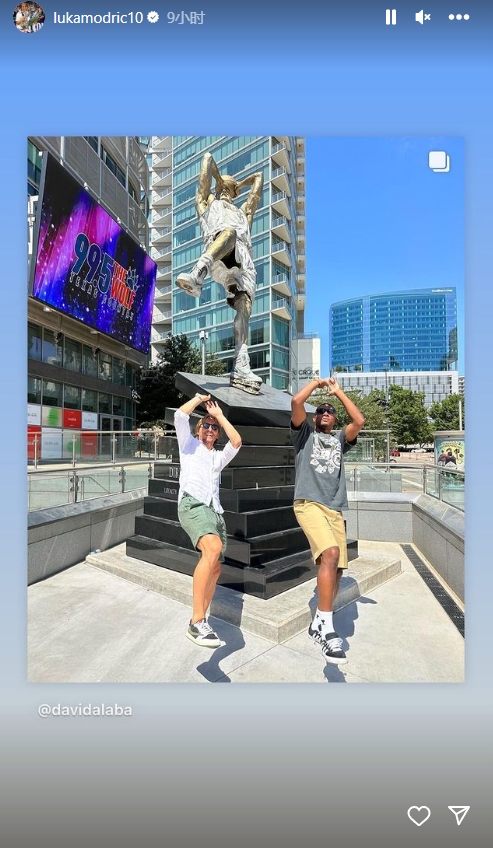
top-left (13, 2), bottom-right (45, 33)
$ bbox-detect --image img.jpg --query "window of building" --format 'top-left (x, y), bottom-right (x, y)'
top-left (42, 380), bottom-right (63, 407)
top-left (112, 357), bottom-right (125, 385)
top-left (113, 396), bottom-right (125, 416)
top-left (42, 329), bottom-right (63, 367)
top-left (101, 146), bottom-right (126, 188)
top-left (125, 364), bottom-right (135, 387)
top-left (272, 317), bottom-right (289, 347)
top-left (28, 376), bottom-right (41, 405)
top-left (82, 345), bottom-right (98, 378)
top-left (64, 385), bottom-right (81, 410)
top-left (99, 352), bottom-right (112, 381)
top-left (82, 389), bottom-right (97, 413)
top-left (84, 137), bottom-right (99, 153)
top-left (28, 323), bottom-right (42, 360)
top-left (98, 393), bottom-right (112, 414)
top-left (28, 141), bottom-right (42, 189)
top-left (64, 338), bottom-right (82, 372)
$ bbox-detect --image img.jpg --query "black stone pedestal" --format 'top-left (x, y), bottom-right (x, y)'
top-left (126, 373), bottom-right (358, 599)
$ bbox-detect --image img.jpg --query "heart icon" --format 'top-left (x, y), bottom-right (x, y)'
top-left (407, 806), bottom-right (431, 826)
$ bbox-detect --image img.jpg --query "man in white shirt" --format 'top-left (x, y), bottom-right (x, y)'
top-left (174, 393), bottom-right (242, 647)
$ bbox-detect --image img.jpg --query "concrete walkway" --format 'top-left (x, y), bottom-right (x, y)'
top-left (28, 541), bottom-right (464, 684)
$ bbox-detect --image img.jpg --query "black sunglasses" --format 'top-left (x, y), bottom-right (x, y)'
top-left (315, 406), bottom-right (336, 416)
top-left (201, 422), bottom-right (219, 431)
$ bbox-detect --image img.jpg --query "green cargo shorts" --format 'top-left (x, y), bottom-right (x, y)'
top-left (177, 493), bottom-right (227, 560)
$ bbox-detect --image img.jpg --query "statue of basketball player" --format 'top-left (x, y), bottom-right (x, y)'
top-left (176, 152), bottom-right (264, 394)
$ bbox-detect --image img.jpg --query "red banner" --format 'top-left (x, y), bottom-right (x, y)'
top-left (63, 409), bottom-right (82, 428)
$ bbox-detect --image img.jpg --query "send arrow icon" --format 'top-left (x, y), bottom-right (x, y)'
top-left (448, 806), bottom-right (470, 825)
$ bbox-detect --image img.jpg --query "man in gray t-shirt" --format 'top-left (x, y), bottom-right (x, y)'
top-left (291, 376), bottom-right (365, 664)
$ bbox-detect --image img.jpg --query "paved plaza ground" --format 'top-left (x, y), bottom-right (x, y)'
top-left (28, 541), bottom-right (464, 684)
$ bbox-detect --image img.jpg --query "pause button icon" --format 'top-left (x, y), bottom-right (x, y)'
top-left (386, 9), bottom-right (397, 24)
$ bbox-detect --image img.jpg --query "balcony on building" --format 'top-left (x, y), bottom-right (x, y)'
top-left (271, 190), bottom-right (291, 219)
top-left (296, 191), bottom-right (305, 209)
top-left (152, 149), bottom-right (172, 167)
top-left (271, 214), bottom-right (291, 243)
top-left (152, 206), bottom-right (172, 225)
top-left (152, 166), bottom-right (173, 189)
top-left (153, 186), bottom-right (173, 206)
top-left (156, 264), bottom-right (172, 281)
top-left (271, 166), bottom-right (290, 195)
top-left (152, 307), bottom-right (172, 324)
top-left (154, 283), bottom-right (172, 301)
top-left (272, 296), bottom-right (292, 321)
top-left (153, 245), bottom-right (173, 260)
top-left (271, 271), bottom-right (291, 298)
top-left (271, 140), bottom-right (289, 170)
top-left (272, 236), bottom-right (292, 267)
top-left (295, 289), bottom-right (306, 310)
top-left (151, 328), bottom-right (173, 344)
top-left (296, 271), bottom-right (306, 288)
top-left (153, 136), bottom-right (172, 151)
top-left (152, 225), bottom-right (172, 245)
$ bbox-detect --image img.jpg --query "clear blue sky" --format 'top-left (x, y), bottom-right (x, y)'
top-left (305, 136), bottom-right (465, 375)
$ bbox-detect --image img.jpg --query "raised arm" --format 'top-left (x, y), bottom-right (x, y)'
top-left (178, 392), bottom-right (211, 417)
top-left (196, 153), bottom-right (220, 215)
top-left (291, 377), bottom-right (326, 427)
top-left (326, 377), bottom-right (365, 442)
top-left (238, 172), bottom-right (264, 227)
top-left (204, 400), bottom-right (242, 449)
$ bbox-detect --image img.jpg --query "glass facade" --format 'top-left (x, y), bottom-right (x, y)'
top-left (27, 136), bottom-right (152, 437)
top-left (149, 136), bottom-right (306, 390)
top-left (330, 288), bottom-right (458, 372)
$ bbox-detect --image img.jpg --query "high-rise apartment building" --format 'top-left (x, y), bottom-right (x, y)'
top-left (330, 287), bottom-right (458, 373)
top-left (148, 136), bottom-right (306, 391)
top-left (28, 137), bottom-right (152, 456)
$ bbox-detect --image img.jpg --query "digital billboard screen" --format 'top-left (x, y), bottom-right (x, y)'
top-left (29, 153), bottom-right (156, 353)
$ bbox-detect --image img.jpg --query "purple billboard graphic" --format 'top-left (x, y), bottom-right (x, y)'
top-left (30, 153), bottom-right (156, 353)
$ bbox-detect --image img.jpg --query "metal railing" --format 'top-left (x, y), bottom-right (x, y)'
top-left (28, 461), bottom-right (157, 512)
top-left (28, 429), bottom-right (173, 470)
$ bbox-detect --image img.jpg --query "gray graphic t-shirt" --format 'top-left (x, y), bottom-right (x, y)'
top-left (290, 419), bottom-right (356, 510)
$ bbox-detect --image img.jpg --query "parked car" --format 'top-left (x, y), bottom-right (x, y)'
top-left (390, 449), bottom-right (400, 456)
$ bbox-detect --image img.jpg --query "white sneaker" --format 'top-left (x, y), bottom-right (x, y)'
top-left (186, 619), bottom-right (221, 648)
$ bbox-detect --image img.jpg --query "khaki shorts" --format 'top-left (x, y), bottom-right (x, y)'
top-left (293, 499), bottom-right (348, 568)
top-left (178, 494), bottom-right (227, 560)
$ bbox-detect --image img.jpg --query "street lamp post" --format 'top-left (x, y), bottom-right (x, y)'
top-left (199, 330), bottom-right (208, 376)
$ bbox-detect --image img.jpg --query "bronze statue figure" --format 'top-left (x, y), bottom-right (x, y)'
top-left (176, 152), bottom-right (264, 394)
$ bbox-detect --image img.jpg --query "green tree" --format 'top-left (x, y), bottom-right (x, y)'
top-left (135, 333), bottom-right (226, 424)
top-left (429, 393), bottom-right (464, 431)
top-left (387, 385), bottom-right (432, 446)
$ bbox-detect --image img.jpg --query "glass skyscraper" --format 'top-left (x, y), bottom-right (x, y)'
top-left (330, 287), bottom-right (458, 373)
top-left (149, 136), bottom-right (306, 391)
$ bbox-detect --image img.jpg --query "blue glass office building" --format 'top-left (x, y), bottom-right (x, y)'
top-left (330, 288), bottom-right (458, 372)
top-left (149, 136), bottom-right (306, 390)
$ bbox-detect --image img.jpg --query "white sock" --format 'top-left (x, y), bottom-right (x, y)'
top-left (313, 608), bottom-right (333, 637)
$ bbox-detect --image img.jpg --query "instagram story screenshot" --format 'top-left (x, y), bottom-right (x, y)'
top-left (0, 1), bottom-right (491, 845)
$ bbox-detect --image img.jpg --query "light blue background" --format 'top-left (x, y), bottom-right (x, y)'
top-left (0, 2), bottom-right (491, 843)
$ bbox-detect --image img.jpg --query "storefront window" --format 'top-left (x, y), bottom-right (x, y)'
top-left (98, 393), bottom-right (111, 414)
top-left (28, 376), bottom-right (41, 404)
top-left (42, 380), bottom-right (63, 407)
top-left (112, 396), bottom-right (125, 416)
top-left (64, 385), bottom-right (81, 410)
top-left (82, 389), bottom-right (97, 412)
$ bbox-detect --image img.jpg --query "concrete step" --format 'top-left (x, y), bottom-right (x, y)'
top-left (85, 543), bottom-right (402, 643)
